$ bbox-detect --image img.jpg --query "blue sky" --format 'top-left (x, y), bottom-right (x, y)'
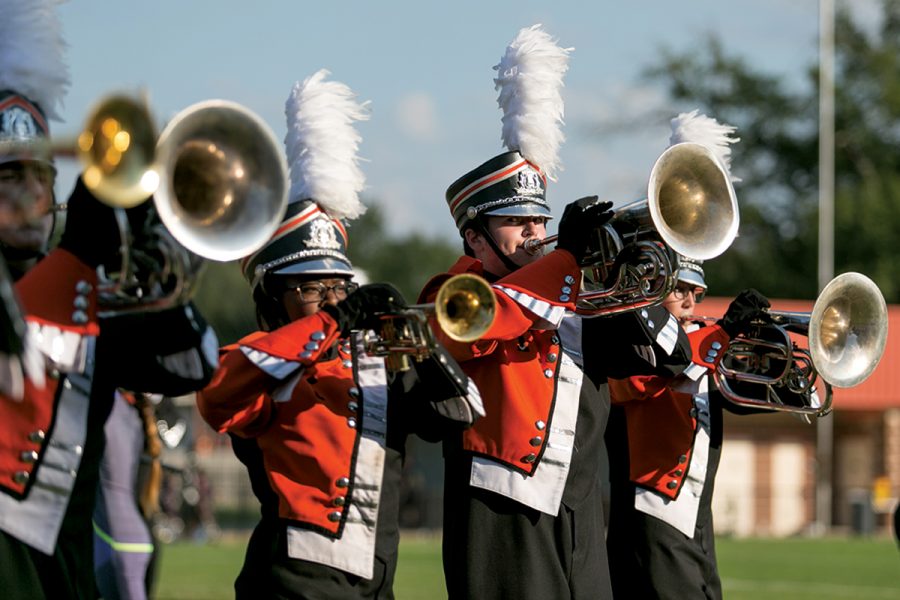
top-left (51, 1), bottom-right (871, 243)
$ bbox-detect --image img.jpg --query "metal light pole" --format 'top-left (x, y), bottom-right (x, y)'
top-left (816, 0), bottom-right (835, 534)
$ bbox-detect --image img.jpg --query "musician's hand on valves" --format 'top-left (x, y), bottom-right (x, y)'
top-left (718, 288), bottom-right (771, 338)
top-left (556, 196), bottom-right (614, 262)
top-left (58, 176), bottom-right (123, 270)
top-left (322, 283), bottom-right (407, 336)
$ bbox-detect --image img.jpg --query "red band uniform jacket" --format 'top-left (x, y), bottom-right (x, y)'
top-left (197, 309), bottom-right (481, 581)
top-left (0, 249), bottom-right (218, 598)
top-left (607, 322), bottom-right (731, 536)
top-left (420, 250), bottom-right (693, 516)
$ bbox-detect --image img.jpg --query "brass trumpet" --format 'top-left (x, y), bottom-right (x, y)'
top-left (699, 273), bottom-right (888, 417)
top-left (363, 274), bottom-right (496, 371)
top-left (524, 143), bottom-right (740, 316)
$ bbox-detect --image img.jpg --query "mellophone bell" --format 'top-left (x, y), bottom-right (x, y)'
top-left (57, 94), bottom-right (289, 314)
top-left (524, 141), bottom-right (740, 316)
top-left (702, 272), bottom-right (888, 417)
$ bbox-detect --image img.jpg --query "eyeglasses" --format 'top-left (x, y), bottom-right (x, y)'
top-left (672, 284), bottom-right (706, 303)
top-left (289, 281), bottom-right (359, 304)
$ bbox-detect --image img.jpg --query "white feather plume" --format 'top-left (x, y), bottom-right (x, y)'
top-left (669, 110), bottom-right (740, 181)
top-left (0, 0), bottom-right (70, 121)
top-left (493, 24), bottom-right (572, 181)
top-left (284, 69), bottom-right (369, 221)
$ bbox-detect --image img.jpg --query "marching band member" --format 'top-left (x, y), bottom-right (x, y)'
top-left (605, 113), bottom-right (771, 600)
top-left (419, 25), bottom-right (692, 599)
top-left (0, 3), bottom-right (217, 597)
top-left (196, 70), bottom-right (482, 599)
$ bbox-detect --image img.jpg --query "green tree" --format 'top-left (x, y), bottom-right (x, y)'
top-left (642, 0), bottom-right (900, 302)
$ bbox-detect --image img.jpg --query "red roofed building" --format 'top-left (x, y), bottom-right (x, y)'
top-left (696, 296), bottom-right (896, 536)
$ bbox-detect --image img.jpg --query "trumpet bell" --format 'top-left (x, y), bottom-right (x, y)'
top-left (648, 142), bottom-right (739, 260)
top-left (435, 274), bottom-right (496, 343)
top-left (809, 272), bottom-right (888, 388)
top-left (154, 100), bottom-right (288, 262)
top-left (78, 95), bottom-right (160, 208)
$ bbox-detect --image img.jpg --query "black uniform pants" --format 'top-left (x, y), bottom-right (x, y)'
top-left (235, 516), bottom-right (395, 600)
top-left (607, 506), bottom-right (721, 600)
top-left (442, 474), bottom-right (611, 600)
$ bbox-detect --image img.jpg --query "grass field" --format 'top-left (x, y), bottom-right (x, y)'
top-left (153, 534), bottom-right (900, 599)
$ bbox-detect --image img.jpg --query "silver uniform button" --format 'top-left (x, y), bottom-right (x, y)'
top-left (674, 469), bottom-right (684, 477)
top-left (522, 453), bottom-right (537, 464)
top-left (666, 480), bottom-right (678, 490)
top-left (72, 310), bottom-right (88, 324)
top-left (564, 275), bottom-right (576, 285)
top-left (550, 336), bottom-right (559, 345)
top-left (561, 286), bottom-right (572, 295)
top-left (641, 309), bottom-right (649, 318)
top-left (543, 369), bottom-right (553, 378)
top-left (678, 454), bottom-right (688, 464)
top-left (304, 341), bottom-right (320, 351)
top-left (299, 351), bottom-right (313, 360)
top-left (75, 280), bottom-right (93, 294)
top-left (20, 450), bottom-right (38, 463)
top-left (310, 331), bottom-right (327, 341)
top-left (28, 430), bottom-right (46, 443)
top-left (547, 353), bottom-right (558, 363)
top-left (711, 341), bottom-right (723, 350)
top-left (327, 511), bottom-right (342, 522)
top-left (342, 360), bottom-right (353, 369)
top-left (332, 497), bottom-right (346, 507)
top-left (535, 420), bottom-right (546, 431)
top-left (347, 417), bottom-right (357, 429)
top-left (529, 436), bottom-right (542, 447)
top-left (559, 295), bottom-right (570, 302)
top-left (336, 477), bottom-right (350, 488)
top-left (647, 320), bottom-right (655, 329)
top-left (73, 295), bottom-right (89, 310)
top-left (348, 388), bottom-right (360, 398)
top-left (466, 206), bottom-right (478, 219)
top-left (13, 471), bottom-right (29, 485)
top-left (348, 402), bottom-right (359, 412)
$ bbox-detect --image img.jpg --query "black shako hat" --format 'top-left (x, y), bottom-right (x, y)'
top-left (240, 70), bottom-right (368, 293)
top-left (446, 24), bottom-right (571, 236)
top-left (446, 150), bottom-right (550, 232)
top-left (0, 0), bottom-right (70, 167)
top-left (0, 91), bottom-right (51, 165)
top-left (241, 199), bottom-right (353, 292)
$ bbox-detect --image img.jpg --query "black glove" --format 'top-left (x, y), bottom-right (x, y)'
top-left (556, 196), bottom-right (614, 262)
top-left (717, 288), bottom-right (771, 337)
top-left (322, 283), bottom-right (407, 336)
top-left (58, 176), bottom-right (155, 270)
top-left (57, 176), bottom-right (121, 268)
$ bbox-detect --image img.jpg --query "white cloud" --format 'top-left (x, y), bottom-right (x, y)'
top-left (394, 92), bottom-right (440, 143)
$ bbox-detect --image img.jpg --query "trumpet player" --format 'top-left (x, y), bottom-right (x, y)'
top-left (196, 71), bottom-right (482, 599)
top-left (0, 3), bottom-right (218, 598)
top-left (420, 25), bottom-right (692, 600)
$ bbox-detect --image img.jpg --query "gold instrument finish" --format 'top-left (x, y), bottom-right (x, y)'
top-left (154, 100), bottom-right (288, 262)
top-left (713, 272), bottom-right (888, 417)
top-left (525, 142), bottom-right (740, 316)
top-left (78, 95), bottom-right (160, 208)
top-left (364, 274), bottom-right (497, 371)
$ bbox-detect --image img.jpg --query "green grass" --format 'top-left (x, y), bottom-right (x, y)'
top-left (153, 534), bottom-right (900, 599)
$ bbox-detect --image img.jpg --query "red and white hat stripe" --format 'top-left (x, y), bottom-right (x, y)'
top-left (448, 159), bottom-right (545, 214)
top-left (239, 203), bottom-right (348, 272)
